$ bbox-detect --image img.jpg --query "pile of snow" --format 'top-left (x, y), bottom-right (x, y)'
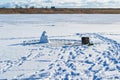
top-left (40, 31), bottom-right (49, 43)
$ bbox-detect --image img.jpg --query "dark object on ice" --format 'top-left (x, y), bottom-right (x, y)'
top-left (82, 37), bottom-right (90, 45)
top-left (81, 37), bottom-right (94, 46)
top-left (88, 43), bottom-right (94, 46)
top-left (40, 31), bottom-right (49, 43)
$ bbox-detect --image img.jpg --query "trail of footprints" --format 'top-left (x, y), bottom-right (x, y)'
top-left (1, 33), bottom-right (120, 80)
top-left (21, 33), bottom-right (120, 80)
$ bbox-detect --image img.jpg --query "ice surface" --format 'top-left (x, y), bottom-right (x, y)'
top-left (0, 14), bottom-right (120, 79)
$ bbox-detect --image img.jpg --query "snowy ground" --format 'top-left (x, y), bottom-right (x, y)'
top-left (0, 14), bottom-right (120, 80)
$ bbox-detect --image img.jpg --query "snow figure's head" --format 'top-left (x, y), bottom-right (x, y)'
top-left (42, 31), bottom-right (46, 35)
top-left (40, 31), bottom-right (49, 43)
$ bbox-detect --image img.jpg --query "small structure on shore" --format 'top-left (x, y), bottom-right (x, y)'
top-left (40, 31), bottom-right (49, 43)
top-left (51, 6), bottom-right (55, 9)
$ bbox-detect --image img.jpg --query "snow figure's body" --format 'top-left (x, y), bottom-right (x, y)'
top-left (40, 31), bottom-right (49, 43)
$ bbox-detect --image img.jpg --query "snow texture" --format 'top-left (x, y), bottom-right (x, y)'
top-left (0, 14), bottom-right (120, 80)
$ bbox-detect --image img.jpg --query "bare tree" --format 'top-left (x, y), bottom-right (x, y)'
top-left (30, 6), bottom-right (35, 9)
top-left (25, 4), bottom-right (29, 8)
top-left (15, 4), bottom-right (20, 8)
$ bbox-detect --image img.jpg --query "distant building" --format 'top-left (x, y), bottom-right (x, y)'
top-left (51, 6), bottom-right (55, 9)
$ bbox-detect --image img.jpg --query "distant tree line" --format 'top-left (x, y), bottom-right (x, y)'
top-left (15, 4), bottom-right (35, 9)
top-left (0, 4), bottom-right (56, 9)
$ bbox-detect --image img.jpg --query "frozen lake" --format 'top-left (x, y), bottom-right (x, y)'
top-left (1, 14), bottom-right (120, 38)
top-left (0, 14), bottom-right (120, 79)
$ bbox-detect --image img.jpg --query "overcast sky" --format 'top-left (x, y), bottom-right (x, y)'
top-left (0, 0), bottom-right (120, 8)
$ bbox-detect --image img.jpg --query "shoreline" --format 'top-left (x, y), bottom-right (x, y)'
top-left (0, 8), bottom-right (120, 14)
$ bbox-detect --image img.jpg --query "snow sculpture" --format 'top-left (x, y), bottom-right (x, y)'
top-left (40, 31), bottom-right (49, 43)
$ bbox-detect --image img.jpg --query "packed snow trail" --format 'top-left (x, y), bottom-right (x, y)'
top-left (1, 14), bottom-right (120, 79)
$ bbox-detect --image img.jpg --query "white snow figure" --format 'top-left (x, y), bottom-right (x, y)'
top-left (40, 31), bottom-right (49, 43)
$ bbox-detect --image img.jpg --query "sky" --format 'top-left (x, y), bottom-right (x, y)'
top-left (0, 0), bottom-right (120, 8)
